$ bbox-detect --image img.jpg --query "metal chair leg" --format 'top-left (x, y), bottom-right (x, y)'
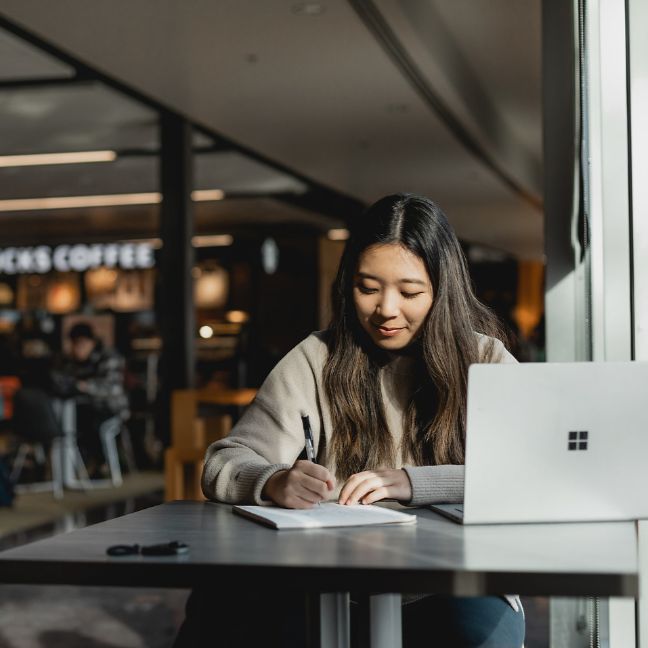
top-left (119, 426), bottom-right (138, 475)
top-left (64, 443), bottom-right (93, 491)
top-left (10, 444), bottom-right (29, 482)
top-left (33, 443), bottom-right (47, 466)
top-left (50, 438), bottom-right (64, 500)
top-left (99, 418), bottom-right (123, 487)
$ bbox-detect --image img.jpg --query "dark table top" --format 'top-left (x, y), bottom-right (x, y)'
top-left (0, 501), bottom-right (638, 597)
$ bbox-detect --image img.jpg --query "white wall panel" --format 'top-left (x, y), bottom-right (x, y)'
top-left (587, 0), bottom-right (632, 362)
top-left (629, 0), bottom-right (648, 361)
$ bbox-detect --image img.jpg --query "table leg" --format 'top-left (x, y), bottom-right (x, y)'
top-left (639, 520), bottom-right (648, 648)
top-left (355, 593), bottom-right (402, 648)
top-left (603, 598), bottom-right (637, 648)
top-left (369, 593), bottom-right (402, 648)
top-left (308, 593), bottom-right (350, 648)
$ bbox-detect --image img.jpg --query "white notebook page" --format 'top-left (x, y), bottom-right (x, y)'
top-left (233, 502), bottom-right (417, 529)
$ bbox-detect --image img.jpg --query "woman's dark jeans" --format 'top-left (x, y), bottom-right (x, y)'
top-left (173, 588), bottom-right (525, 648)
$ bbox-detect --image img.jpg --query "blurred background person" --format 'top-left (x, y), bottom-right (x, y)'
top-left (51, 322), bottom-right (128, 477)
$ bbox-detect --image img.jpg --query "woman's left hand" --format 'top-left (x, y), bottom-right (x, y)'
top-left (338, 468), bottom-right (412, 506)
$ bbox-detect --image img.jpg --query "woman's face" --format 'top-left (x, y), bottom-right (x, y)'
top-left (353, 243), bottom-right (434, 351)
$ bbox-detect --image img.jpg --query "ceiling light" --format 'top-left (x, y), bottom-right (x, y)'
top-left (0, 150), bottom-right (117, 168)
top-left (192, 235), bottom-right (233, 247)
top-left (192, 189), bottom-right (225, 201)
top-left (119, 238), bottom-right (163, 249)
top-left (0, 189), bottom-right (227, 212)
top-left (327, 228), bottom-right (349, 241)
top-left (0, 193), bottom-right (161, 212)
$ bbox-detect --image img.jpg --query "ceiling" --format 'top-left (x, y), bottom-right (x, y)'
top-left (0, 0), bottom-right (543, 258)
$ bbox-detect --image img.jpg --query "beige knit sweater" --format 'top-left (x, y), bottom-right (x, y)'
top-left (202, 331), bottom-right (517, 506)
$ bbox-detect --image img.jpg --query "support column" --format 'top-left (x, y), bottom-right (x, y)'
top-left (544, 0), bottom-right (634, 644)
top-left (542, 0), bottom-right (583, 364)
top-left (586, 0), bottom-right (632, 362)
top-left (543, 2), bottom-right (591, 641)
top-left (159, 111), bottom-right (195, 443)
top-left (628, 0), bottom-right (648, 636)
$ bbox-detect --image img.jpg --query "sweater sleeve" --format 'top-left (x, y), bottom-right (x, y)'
top-left (201, 334), bottom-right (326, 505)
top-left (402, 465), bottom-right (464, 506)
top-left (401, 335), bottom-right (518, 506)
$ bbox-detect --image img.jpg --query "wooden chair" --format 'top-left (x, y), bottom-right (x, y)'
top-left (164, 386), bottom-right (257, 501)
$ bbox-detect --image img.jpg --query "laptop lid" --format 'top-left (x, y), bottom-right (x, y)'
top-left (462, 361), bottom-right (648, 525)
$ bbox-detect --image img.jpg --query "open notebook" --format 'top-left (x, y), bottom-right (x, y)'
top-left (232, 502), bottom-right (417, 530)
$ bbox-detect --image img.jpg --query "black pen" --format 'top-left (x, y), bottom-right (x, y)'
top-left (301, 415), bottom-right (320, 507)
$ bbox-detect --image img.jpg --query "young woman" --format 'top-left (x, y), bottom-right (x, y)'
top-left (181, 194), bottom-right (525, 648)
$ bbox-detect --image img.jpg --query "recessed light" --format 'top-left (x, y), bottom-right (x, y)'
top-left (119, 238), bottom-right (163, 249)
top-left (0, 150), bottom-right (117, 168)
top-left (327, 229), bottom-right (349, 241)
top-left (0, 193), bottom-right (161, 212)
top-left (292, 2), bottom-right (327, 16)
top-left (192, 235), bottom-right (233, 248)
top-left (191, 189), bottom-right (225, 201)
top-left (0, 189), bottom-right (226, 212)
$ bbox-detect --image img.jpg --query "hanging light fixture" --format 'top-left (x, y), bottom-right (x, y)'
top-left (195, 263), bottom-right (229, 308)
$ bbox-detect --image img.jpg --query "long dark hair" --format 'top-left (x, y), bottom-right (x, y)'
top-left (323, 194), bottom-right (507, 480)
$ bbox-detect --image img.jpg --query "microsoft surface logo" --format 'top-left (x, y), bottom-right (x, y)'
top-left (568, 431), bottom-right (588, 451)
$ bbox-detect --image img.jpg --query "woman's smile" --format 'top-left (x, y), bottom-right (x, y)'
top-left (373, 323), bottom-right (405, 336)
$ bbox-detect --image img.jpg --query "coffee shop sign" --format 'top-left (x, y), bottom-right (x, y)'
top-left (0, 243), bottom-right (156, 275)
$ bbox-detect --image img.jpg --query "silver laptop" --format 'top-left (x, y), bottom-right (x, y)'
top-left (431, 361), bottom-right (648, 524)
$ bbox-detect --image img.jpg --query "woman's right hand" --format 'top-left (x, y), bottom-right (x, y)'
top-left (262, 461), bottom-right (336, 509)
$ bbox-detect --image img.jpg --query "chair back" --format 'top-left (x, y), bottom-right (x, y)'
top-left (12, 388), bottom-right (63, 443)
top-left (0, 376), bottom-right (21, 419)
